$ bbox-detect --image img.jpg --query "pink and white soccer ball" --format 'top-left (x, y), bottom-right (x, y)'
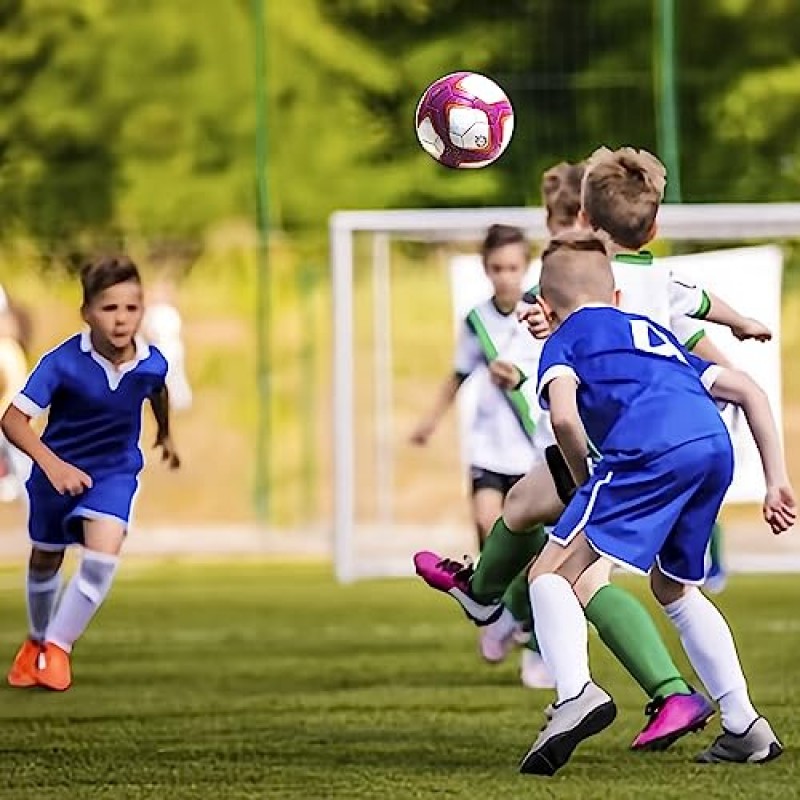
top-left (415, 72), bottom-right (514, 169)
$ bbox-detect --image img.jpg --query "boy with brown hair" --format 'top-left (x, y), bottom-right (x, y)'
top-left (540, 162), bottom-right (584, 234)
top-left (537, 147), bottom-right (770, 351)
top-left (519, 230), bottom-right (791, 773)
top-left (4, 255), bottom-right (179, 692)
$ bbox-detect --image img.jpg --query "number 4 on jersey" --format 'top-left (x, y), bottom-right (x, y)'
top-left (630, 319), bottom-right (687, 363)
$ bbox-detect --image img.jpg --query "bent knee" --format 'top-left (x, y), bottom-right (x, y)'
top-left (29, 548), bottom-right (65, 577)
top-left (573, 560), bottom-right (611, 607)
top-left (650, 567), bottom-right (689, 606)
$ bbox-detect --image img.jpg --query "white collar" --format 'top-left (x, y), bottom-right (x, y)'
top-left (80, 330), bottom-right (150, 391)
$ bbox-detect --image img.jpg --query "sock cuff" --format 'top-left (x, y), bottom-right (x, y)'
top-left (530, 573), bottom-right (571, 592)
top-left (77, 552), bottom-right (119, 604)
top-left (663, 587), bottom-right (702, 618)
top-left (82, 550), bottom-right (121, 568)
top-left (499, 516), bottom-right (523, 535)
top-left (27, 571), bottom-right (62, 592)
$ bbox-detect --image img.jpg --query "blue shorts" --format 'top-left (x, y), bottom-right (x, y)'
top-left (26, 473), bottom-right (139, 551)
top-left (551, 435), bottom-right (734, 584)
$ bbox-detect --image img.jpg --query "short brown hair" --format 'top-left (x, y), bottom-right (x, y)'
top-left (80, 255), bottom-right (141, 305)
top-left (582, 147), bottom-right (666, 250)
top-left (541, 161), bottom-right (585, 234)
top-left (540, 230), bottom-right (613, 313)
top-left (480, 224), bottom-right (529, 262)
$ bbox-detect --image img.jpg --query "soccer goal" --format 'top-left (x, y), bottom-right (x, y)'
top-left (330, 204), bottom-right (800, 583)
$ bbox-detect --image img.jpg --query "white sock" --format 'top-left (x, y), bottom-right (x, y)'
top-left (27, 568), bottom-right (62, 642)
top-left (483, 606), bottom-right (517, 641)
top-left (663, 588), bottom-right (758, 733)
top-left (45, 551), bottom-right (120, 653)
top-left (529, 574), bottom-right (591, 704)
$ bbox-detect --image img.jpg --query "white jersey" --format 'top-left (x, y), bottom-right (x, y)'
top-left (610, 252), bottom-right (709, 347)
top-left (454, 298), bottom-right (544, 476)
top-left (141, 303), bottom-right (193, 412)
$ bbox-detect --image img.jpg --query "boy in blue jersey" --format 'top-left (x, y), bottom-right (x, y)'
top-left (2, 256), bottom-right (179, 692)
top-left (519, 232), bottom-right (794, 776)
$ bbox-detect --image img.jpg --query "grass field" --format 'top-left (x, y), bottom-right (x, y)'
top-left (0, 561), bottom-right (797, 799)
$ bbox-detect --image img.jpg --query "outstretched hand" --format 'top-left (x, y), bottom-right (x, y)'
top-left (732, 317), bottom-right (772, 342)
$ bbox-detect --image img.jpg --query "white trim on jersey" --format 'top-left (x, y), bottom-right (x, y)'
top-left (557, 470), bottom-right (615, 545)
top-left (700, 365), bottom-right (724, 392)
top-left (536, 364), bottom-right (580, 407)
top-left (654, 555), bottom-right (706, 586)
top-left (13, 393), bottom-right (46, 419)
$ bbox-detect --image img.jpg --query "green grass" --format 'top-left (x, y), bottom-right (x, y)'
top-left (0, 562), bottom-right (797, 799)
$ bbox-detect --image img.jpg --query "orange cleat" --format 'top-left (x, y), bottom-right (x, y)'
top-left (36, 642), bottom-right (72, 692)
top-left (7, 639), bottom-right (41, 688)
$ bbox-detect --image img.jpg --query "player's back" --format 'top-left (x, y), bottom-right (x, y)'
top-left (611, 257), bottom-right (671, 328)
top-left (538, 305), bottom-right (728, 464)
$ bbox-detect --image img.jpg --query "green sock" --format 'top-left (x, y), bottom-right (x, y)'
top-left (501, 570), bottom-right (533, 626)
top-left (709, 521), bottom-right (724, 570)
top-left (470, 517), bottom-right (547, 605)
top-left (585, 584), bottom-right (691, 699)
top-left (498, 572), bottom-right (541, 654)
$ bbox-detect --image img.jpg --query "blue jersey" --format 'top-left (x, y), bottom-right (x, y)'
top-left (536, 305), bottom-right (727, 464)
top-left (14, 332), bottom-right (167, 484)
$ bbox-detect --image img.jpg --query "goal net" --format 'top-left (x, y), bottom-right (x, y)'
top-left (330, 204), bottom-right (800, 582)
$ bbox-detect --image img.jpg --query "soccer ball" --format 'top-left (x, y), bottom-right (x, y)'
top-left (415, 72), bottom-right (514, 169)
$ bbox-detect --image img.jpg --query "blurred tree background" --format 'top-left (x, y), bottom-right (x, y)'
top-left (2, 0), bottom-right (799, 247)
top-left (0, 0), bottom-right (798, 524)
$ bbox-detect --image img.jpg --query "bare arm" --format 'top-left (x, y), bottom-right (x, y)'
top-left (705, 292), bottom-right (772, 342)
top-left (0, 405), bottom-right (91, 495)
top-left (409, 373), bottom-right (464, 445)
top-left (547, 375), bottom-right (590, 486)
top-left (709, 368), bottom-right (795, 533)
top-left (148, 385), bottom-right (180, 469)
top-left (1, 404), bottom-right (58, 469)
top-left (690, 335), bottom-right (733, 369)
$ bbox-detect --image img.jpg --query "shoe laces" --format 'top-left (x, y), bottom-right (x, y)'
top-left (641, 696), bottom-right (666, 730)
top-left (538, 704), bottom-right (555, 732)
top-left (436, 555), bottom-right (474, 582)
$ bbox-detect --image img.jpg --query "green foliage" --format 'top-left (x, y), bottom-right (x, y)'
top-left (0, 0), bottom-right (799, 251)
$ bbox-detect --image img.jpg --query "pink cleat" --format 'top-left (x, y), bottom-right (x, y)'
top-left (631, 691), bottom-right (715, 751)
top-left (413, 551), bottom-right (503, 625)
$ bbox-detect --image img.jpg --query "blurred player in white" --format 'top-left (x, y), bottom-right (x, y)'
top-left (142, 278), bottom-right (193, 413)
top-left (0, 289), bottom-right (31, 502)
top-left (410, 223), bottom-right (543, 661)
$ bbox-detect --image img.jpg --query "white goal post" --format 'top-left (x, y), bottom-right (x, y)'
top-left (330, 204), bottom-right (800, 583)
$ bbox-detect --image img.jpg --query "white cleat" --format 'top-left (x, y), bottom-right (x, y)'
top-left (519, 682), bottom-right (617, 776)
